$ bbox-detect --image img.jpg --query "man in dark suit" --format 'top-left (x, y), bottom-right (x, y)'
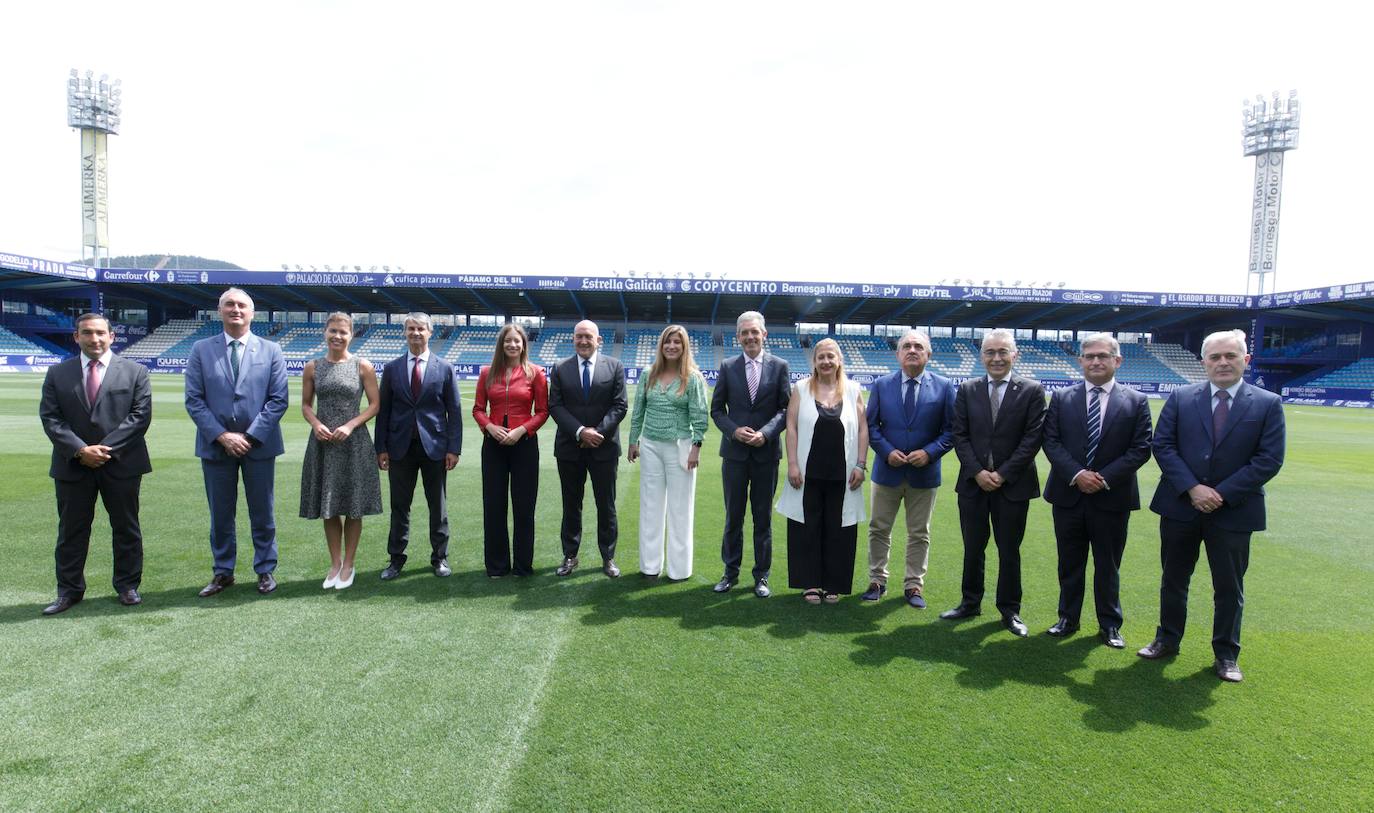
top-left (185, 288), bottom-right (289, 597)
top-left (1139, 329), bottom-right (1285, 683)
top-left (38, 313), bottom-right (152, 615)
top-left (709, 311), bottom-right (790, 597)
top-left (942, 329), bottom-right (1046, 637)
top-left (1041, 333), bottom-right (1153, 648)
top-left (375, 312), bottom-right (463, 580)
top-left (547, 319), bottom-right (628, 578)
top-left (861, 330), bottom-right (955, 609)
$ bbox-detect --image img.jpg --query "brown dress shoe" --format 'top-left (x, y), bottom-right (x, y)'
top-left (198, 574), bottom-right (234, 597)
top-left (257, 572), bottom-right (277, 594)
top-left (556, 557), bottom-right (579, 576)
top-left (42, 594), bottom-right (83, 615)
top-left (1136, 638), bottom-right (1180, 659)
top-left (118, 588), bottom-right (142, 606)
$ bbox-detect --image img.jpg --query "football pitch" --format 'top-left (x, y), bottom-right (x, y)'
top-left (1, 372), bottom-right (1370, 811)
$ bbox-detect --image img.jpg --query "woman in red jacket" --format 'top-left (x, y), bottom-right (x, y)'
top-left (472, 324), bottom-right (549, 577)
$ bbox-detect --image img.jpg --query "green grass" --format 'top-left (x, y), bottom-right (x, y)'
top-left (1, 373), bottom-right (1370, 811)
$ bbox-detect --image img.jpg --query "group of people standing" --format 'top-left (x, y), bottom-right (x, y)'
top-left (38, 292), bottom-right (1286, 683)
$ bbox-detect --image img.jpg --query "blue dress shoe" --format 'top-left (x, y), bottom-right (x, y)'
top-left (904, 588), bottom-right (926, 609)
top-left (859, 582), bottom-right (886, 602)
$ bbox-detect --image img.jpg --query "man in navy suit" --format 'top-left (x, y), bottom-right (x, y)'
top-left (548, 319), bottom-right (628, 578)
top-left (942, 329), bottom-right (1046, 637)
top-left (860, 330), bottom-right (954, 609)
top-left (709, 311), bottom-right (790, 597)
top-left (185, 288), bottom-right (289, 597)
top-left (39, 313), bottom-right (152, 615)
top-left (375, 312), bottom-right (463, 580)
top-left (1041, 333), bottom-right (1153, 648)
top-left (1139, 329), bottom-right (1285, 683)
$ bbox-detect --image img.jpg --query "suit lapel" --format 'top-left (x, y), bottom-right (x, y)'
top-left (993, 375), bottom-right (1022, 428)
top-left (1216, 383), bottom-right (1252, 446)
top-left (1194, 384), bottom-right (1215, 447)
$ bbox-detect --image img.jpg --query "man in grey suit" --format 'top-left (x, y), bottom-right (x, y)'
top-left (39, 313), bottom-right (152, 615)
top-left (710, 311), bottom-right (790, 597)
top-left (185, 288), bottom-right (289, 597)
top-left (548, 319), bottom-right (628, 578)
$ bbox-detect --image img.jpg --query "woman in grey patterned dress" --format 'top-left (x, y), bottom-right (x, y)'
top-left (299, 313), bottom-right (382, 590)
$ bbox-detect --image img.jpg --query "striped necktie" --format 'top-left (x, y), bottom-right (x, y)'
top-left (1085, 386), bottom-right (1103, 469)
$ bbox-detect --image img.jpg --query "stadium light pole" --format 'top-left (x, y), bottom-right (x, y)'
top-left (1242, 90), bottom-right (1299, 296)
top-left (67, 69), bottom-right (122, 269)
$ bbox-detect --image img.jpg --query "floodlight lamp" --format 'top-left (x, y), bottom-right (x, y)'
top-left (324, 265), bottom-right (332, 271)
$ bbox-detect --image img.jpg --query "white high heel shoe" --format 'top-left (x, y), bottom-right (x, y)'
top-left (335, 567), bottom-right (355, 589)
top-left (323, 568), bottom-right (341, 589)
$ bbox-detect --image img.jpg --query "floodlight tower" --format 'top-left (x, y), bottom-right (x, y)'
top-left (67, 69), bottom-right (122, 268)
top-left (1242, 90), bottom-right (1299, 295)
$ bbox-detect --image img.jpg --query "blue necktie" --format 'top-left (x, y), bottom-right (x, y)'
top-left (904, 378), bottom-right (917, 423)
top-left (1085, 386), bottom-right (1103, 469)
top-left (229, 340), bottom-right (242, 383)
top-left (581, 359), bottom-right (591, 400)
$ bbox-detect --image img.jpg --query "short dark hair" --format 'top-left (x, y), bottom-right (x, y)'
top-left (74, 312), bottom-right (112, 331)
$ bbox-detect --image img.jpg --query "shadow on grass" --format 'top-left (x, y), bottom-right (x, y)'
top-left (850, 618), bottom-right (1222, 731)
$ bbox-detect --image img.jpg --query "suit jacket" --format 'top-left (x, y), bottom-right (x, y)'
top-left (1042, 381), bottom-right (1153, 511)
top-left (1150, 381), bottom-right (1285, 532)
top-left (547, 353), bottom-right (628, 462)
top-left (951, 373), bottom-right (1046, 501)
top-left (374, 353), bottom-right (463, 460)
top-left (710, 351), bottom-right (791, 463)
top-left (185, 333), bottom-right (288, 460)
top-left (867, 369), bottom-right (955, 489)
top-left (40, 354), bottom-right (152, 481)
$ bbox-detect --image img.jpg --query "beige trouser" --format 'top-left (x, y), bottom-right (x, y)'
top-left (867, 481), bottom-right (938, 591)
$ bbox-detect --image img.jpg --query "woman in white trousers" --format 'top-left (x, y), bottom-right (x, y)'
top-left (627, 325), bottom-right (710, 580)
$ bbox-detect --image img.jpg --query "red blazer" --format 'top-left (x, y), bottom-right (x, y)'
top-left (473, 364), bottom-right (550, 435)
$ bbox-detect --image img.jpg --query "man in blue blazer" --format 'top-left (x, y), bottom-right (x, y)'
top-left (1041, 333), bottom-right (1153, 648)
top-left (185, 288), bottom-right (289, 597)
top-left (1139, 329), bottom-right (1285, 683)
top-left (861, 330), bottom-right (954, 609)
top-left (374, 312), bottom-right (463, 580)
top-left (709, 311), bottom-right (790, 597)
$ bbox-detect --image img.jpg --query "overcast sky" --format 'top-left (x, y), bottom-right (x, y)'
top-left (3, 1), bottom-right (1370, 294)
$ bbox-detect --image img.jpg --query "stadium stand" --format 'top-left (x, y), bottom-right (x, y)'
top-left (1305, 358), bottom-right (1374, 388)
top-left (1146, 342), bottom-right (1205, 382)
top-left (119, 319), bottom-right (211, 359)
top-left (441, 327), bottom-right (502, 365)
top-left (622, 328), bottom-right (715, 368)
top-left (723, 330), bottom-right (810, 371)
top-left (274, 323), bottom-right (329, 361)
top-left (0, 325), bottom-right (49, 355)
top-left (831, 335), bottom-right (892, 374)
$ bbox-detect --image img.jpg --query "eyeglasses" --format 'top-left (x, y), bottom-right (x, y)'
top-left (1080, 353), bottom-right (1115, 362)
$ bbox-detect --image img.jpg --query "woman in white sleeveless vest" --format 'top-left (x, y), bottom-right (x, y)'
top-left (777, 338), bottom-right (868, 603)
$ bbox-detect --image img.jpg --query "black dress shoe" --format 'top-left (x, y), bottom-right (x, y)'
top-left (602, 559), bottom-right (621, 578)
top-left (753, 579), bottom-right (771, 598)
top-left (257, 572), bottom-right (277, 594)
top-left (434, 560), bottom-right (452, 578)
top-left (42, 594), bottom-right (82, 616)
top-left (939, 604), bottom-right (981, 620)
top-left (1099, 627), bottom-right (1125, 649)
top-left (556, 557), bottom-right (579, 577)
top-left (1136, 638), bottom-right (1180, 659)
top-left (1003, 614), bottom-right (1029, 637)
top-left (1047, 617), bottom-right (1080, 637)
top-left (117, 588), bottom-right (142, 606)
top-left (712, 575), bottom-right (737, 593)
top-left (380, 563), bottom-right (403, 581)
top-left (1215, 658), bottom-right (1244, 683)
top-left (198, 574), bottom-right (234, 597)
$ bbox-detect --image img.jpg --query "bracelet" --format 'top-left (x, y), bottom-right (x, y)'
top-left (854, 462), bottom-right (867, 471)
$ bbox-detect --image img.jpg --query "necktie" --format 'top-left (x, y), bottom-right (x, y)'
top-left (86, 359), bottom-right (102, 408)
top-left (582, 359), bottom-right (592, 400)
top-left (746, 358), bottom-right (760, 402)
top-left (990, 379), bottom-right (1005, 423)
top-left (1213, 390), bottom-right (1230, 448)
top-left (411, 356), bottom-right (423, 399)
top-left (1085, 386), bottom-right (1103, 468)
top-left (229, 340), bottom-right (241, 382)
top-left (904, 378), bottom-right (917, 422)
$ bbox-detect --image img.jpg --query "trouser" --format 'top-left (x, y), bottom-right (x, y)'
top-left (481, 434), bottom-right (539, 576)
top-left (786, 479), bottom-right (857, 594)
top-left (203, 456), bottom-right (278, 576)
top-left (719, 456), bottom-right (778, 581)
top-left (557, 455), bottom-right (619, 561)
top-left (1052, 501), bottom-right (1129, 629)
top-left (386, 437), bottom-right (450, 567)
top-left (54, 470), bottom-right (143, 596)
top-left (1156, 515), bottom-right (1251, 661)
top-left (956, 490), bottom-right (1029, 617)
top-left (637, 436), bottom-right (697, 580)
top-left (867, 480), bottom-right (938, 591)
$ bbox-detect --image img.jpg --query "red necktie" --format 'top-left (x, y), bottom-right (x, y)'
top-left (411, 356), bottom-right (422, 399)
top-left (86, 359), bottom-right (102, 408)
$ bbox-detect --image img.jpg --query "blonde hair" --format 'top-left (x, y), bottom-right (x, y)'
top-left (646, 324), bottom-right (699, 395)
top-left (808, 337), bottom-right (848, 397)
top-left (489, 323), bottom-right (533, 378)
top-left (324, 312), bottom-right (353, 330)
